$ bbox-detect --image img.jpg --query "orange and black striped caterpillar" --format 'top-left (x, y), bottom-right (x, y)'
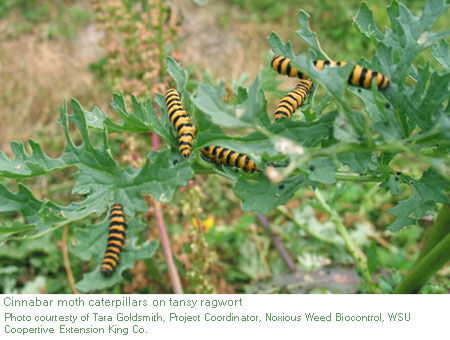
top-left (101, 203), bottom-right (127, 277)
top-left (274, 79), bottom-right (314, 121)
top-left (271, 55), bottom-right (389, 89)
top-left (165, 88), bottom-right (196, 158)
top-left (201, 146), bottom-right (258, 173)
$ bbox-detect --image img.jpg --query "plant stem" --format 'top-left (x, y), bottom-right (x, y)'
top-left (154, 201), bottom-right (183, 294)
top-left (151, 109), bottom-right (182, 294)
top-left (334, 172), bottom-right (383, 182)
top-left (141, 0), bottom-right (149, 12)
top-left (313, 188), bottom-right (380, 293)
top-left (58, 226), bottom-right (79, 294)
top-left (416, 204), bottom-right (450, 265)
top-left (152, 131), bottom-right (159, 151)
top-left (4, 215), bottom-right (88, 243)
top-left (157, 0), bottom-right (166, 80)
top-left (277, 207), bottom-right (342, 246)
top-left (394, 232), bottom-right (450, 294)
top-left (273, 137), bottom-right (449, 183)
top-left (250, 222), bottom-right (272, 276)
top-left (279, 143), bottom-right (369, 182)
top-left (257, 214), bottom-right (296, 272)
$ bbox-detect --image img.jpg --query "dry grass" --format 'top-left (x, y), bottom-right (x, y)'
top-left (0, 1), bottom-right (289, 157)
top-left (0, 15), bottom-right (107, 157)
top-left (178, 1), bottom-right (281, 81)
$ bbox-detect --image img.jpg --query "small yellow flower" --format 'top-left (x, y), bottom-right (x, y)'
top-left (203, 217), bottom-right (214, 231)
top-left (192, 217), bottom-right (214, 231)
top-left (191, 217), bottom-right (199, 229)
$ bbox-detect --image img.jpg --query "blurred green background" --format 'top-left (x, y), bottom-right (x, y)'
top-left (0, 0), bottom-right (448, 294)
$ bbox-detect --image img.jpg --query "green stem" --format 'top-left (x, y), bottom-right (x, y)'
top-left (394, 232), bottom-right (450, 294)
top-left (277, 207), bottom-right (342, 246)
top-left (335, 172), bottom-right (384, 182)
top-left (269, 135), bottom-right (449, 183)
top-left (157, 0), bottom-right (166, 80)
top-left (313, 188), bottom-right (380, 293)
top-left (2, 215), bottom-right (87, 244)
top-left (394, 108), bottom-right (409, 138)
top-left (141, 0), bottom-right (149, 12)
top-left (279, 143), bottom-right (369, 182)
top-left (415, 204), bottom-right (450, 265)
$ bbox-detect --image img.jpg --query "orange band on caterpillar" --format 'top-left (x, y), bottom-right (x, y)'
top-left (274, 79), bottom-right (313, 120)
top-left (101, 203), bottom-right (127, 277)
top-left (201, 146), bottom-right (258, 173)
top-left (271, 56), bottom-right (389, 89)
top-left (165, 89), bottom-right (196, 157)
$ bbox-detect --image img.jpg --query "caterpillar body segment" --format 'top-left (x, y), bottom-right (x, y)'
top-left (200, 146), bottom-right (259, 174)
top-left (271, 55), bottom-right (309, 79)
top-left (271, 56), bottom-right (389, 89)
top-left (274, 79), bottom-right (313, 121)
top-left (165, 89), bottom-right (196, 157)
top-left (313, 60), bottom-right (347, 69)
top-left (348, 64), bottom-right (389, 89)
top-left (101, 203), bottom-right (127, 277)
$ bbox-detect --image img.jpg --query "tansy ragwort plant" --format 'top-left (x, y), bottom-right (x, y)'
top-left (0, 0), bottom-right (448, 293)
top-left (91, 0), bottom-right (180, 98)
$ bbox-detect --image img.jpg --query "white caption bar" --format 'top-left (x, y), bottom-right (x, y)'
top-left (0, 294), bottom-right (447, 340)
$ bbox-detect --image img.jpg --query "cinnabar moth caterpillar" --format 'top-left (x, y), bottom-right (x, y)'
top-left (271, 56), bottom-right (389, 89)
top-left (271, 55), bottom-right (310, 79)
top-left (201, 146), bottom-right (258, 173)
top-left (274, 79), bottom-right (313, 120)
top-left (101, 203), bottom-right (127, 277)
top-left (165, 88), bottom-right (196, 157)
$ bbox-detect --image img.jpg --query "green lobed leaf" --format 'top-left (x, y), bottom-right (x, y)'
top-left (93, 94), bottom-right (156, 133)
top-left (270, 111), bottom-right (337, 147)
top-left (348, 87), bottom-right (404, 140)
top-left (432, 40), bottom-right (450, 71)
top-left (0, 222), bottom-right (35, 243)
top-left (0, 183), bottom-right (79, 242)
top-left (194, 99), bottom-right (276, 160)
top-left (70, 216), bottom-right (112, 262)
top-left (354, 0), bottom-right (450, 137)
top-left (126, 149), bottom-right (194, 204)
top-left (0, 184), bottom-right (51, 224)
top-left (84, 106), bottom-right (108, 130)
top-left (380, 174), bottom-right (401, 196)
top-left (196, 106), bottom-right (335, 162)
top-left (338, 152), bottom-right (375, 174)
top-left (384, 1), bottom-right (449, 83)
top-left (296, 11), bottom-right (329, 59)
top-left (234, 175), bottom-right (313, 215)
top-left (73, 217), bottom-right (158, 292)
top-left (353, 2), bottom-right (384, 41)
top-left (417, 71), bottom-right (450, 124)
top-left (420, 0), bottom-right (448, 30)
top-left (0, 140), bottom-right (65, 178)
top-left (267, 32), bottom-right (295, 59)
top-left (60, 99), bottom-right (117, 172)
top-left (303, 157), bottom-right (336, 184)
top-left (166, 56), bottom-right (188, 93)
top-left (240, 73), bottom-right (271, 128)
top-left (0, 234), bottom-right (58, 261)
top-left (192, 83), bottom-right (249, 128)
top-left (1, 95), bottom-right (194, 240)
top-left (333, 115), bottom-right (361, 143)
top-left (69, 149), bottom-right (194, 217)
top-left (388, 169), bottom-right (450, 231)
